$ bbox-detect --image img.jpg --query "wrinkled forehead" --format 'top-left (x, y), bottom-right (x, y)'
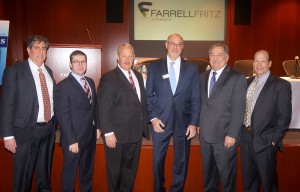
top-left (167, 34), bottom-right (183, 43)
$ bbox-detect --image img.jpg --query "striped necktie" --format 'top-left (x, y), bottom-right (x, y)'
top-left (128, 71), bottom-right (136, 91)
top-left (209, 71), bottom-right (217, 95)
top-left (81, 78), bottom-right (92, 104)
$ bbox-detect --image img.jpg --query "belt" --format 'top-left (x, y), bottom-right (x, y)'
top-left (36, 117), bottom-right (54, 126)
top-left (245, 126), bottom-right (252, 132)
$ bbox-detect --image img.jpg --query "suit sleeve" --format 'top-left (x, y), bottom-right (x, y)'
top-left (189, 64), bottom-right (201, 126)
top-left (227, 74), bottom-right (247, 139)
top-left (273, 81), bottom-right (292, 144)
top-left (54, 83), bottom-right (77, 145)
top-left (145, 63), bottom-right (157, 121)
top-left (97, 75), bottom-right (116, 134)
top-left (0, 67), bottom-right (17, 137)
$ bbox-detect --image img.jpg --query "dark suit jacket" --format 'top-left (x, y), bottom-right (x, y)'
top-left (0, 60), bottom-right (55, 145)
top-left (199, 65), bottom-right (247, 143)
top-left (146, 58), bottom-right (201, 136)
top-left (97, 67), bottom-right (149, 143)
top-left (54, 74), bottom-right (100, 148)
top-left (248, 73), bottom-right (292, 153)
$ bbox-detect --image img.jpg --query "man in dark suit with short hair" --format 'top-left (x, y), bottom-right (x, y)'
top-left (55, 50), bottom-right (100, 192)
top-left (97, 43), bottom-right (149, 191)
top-left (240, 50), bottom-right (292, 192)
top-left (146, 33), bottom-right (201, 192)
top-left (198, 43), bottom-right (247, 192)
top-left (0, 35), bottom-right (56, 192)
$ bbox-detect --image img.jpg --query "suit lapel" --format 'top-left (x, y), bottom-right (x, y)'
top-left (115, 67), bottom-right (140, 102)
top-left (68, 74), bottom-right (90, 97)
top-left (253, 73), bottom-right (274, 109)
top-left (174, 58), bottom-right (186, 96)
top-left (204, 70), bottom-right (210, 98)
top-left (22, 61), bottom-right (38, 99)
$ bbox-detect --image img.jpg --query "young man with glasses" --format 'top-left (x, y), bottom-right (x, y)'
top-left (54, 50), bottom-right (100, 191)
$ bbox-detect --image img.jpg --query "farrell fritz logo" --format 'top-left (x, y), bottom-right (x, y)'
top-left (138, 2), bottom-right (152, 17)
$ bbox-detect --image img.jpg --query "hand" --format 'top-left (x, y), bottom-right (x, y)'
top-left (4, 138), bottom-right (17, 153)
top-left (151, 118), bottom-right (165, 133)
top-left (272, 141), bottom-right (276, 146)
top-left (224, 136), bottom-right (235, 148)
top-left (197, 127), bottom-right (200, 135)
top-left (105, 134), bottom-right (117, 148)
top-left (186, 125), bottom-right (197, 140)
top-left (69, 143), bottom-right (79, 153)
top-left (96, 129), bottom-right (101, 140)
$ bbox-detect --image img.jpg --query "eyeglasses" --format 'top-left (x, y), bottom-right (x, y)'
top-left (71, 60), bottom-right (87, 65)
top-left (167, 41), bottom-right (184, 48)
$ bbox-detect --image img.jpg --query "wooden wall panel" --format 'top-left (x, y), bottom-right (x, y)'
top-left (1, 141), bottom-right (300, 192)
top-left (1, 0), bottom-right (300, 77)
top-left (229, 0), bottom-right (300, 76)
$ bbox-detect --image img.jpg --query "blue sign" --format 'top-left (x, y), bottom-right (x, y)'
top-left (0, 36), bottom-right (8, 47)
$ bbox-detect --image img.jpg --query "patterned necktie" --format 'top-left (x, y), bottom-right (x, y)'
top-left (128, 71), bottom-right (136, 91)
top-left (169, 61), bottom-right (176, 94)
top-left (243, 78), bottom-right (259, 127)
top-left (38, 68), bottom-right (51, 122)
top-left (81, 78), bottom-right (92, 104)
top-left (209, 71), bottom-right (217, 95)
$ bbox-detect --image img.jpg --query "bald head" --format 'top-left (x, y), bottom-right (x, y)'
top-left (253, 50), bottom-right (272, 77)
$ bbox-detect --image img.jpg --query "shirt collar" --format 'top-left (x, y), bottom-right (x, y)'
top-left (28, 58), bottom-right (46, 72)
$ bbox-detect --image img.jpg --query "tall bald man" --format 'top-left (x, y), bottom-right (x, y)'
top-left (146, 34), bottom-right (201, 191)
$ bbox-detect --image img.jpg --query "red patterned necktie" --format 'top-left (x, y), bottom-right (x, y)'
top-left (81, 78), bottom-right (92, 104)
top-left (38, 68), bottom-right (51, 122)
top-left (128, 71), bottom-right (136, 91)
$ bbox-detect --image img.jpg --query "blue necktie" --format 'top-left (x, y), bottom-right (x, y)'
top-left (209, 71), bottom-right (217, 95)
top-left (169, 61), bottom-right (176, 94)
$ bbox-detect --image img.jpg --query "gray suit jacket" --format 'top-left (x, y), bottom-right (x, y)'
top-left (199, 65), bottom-right (247, 143)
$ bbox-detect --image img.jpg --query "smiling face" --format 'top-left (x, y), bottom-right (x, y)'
top-left (27, 41), bottom-right (47, 67)
top-left (165, 34), bottom-right (184, 61)
top-left (253, 50), bottom-right (272, 77)
top-left (209, 45), bottom-right (229, 71)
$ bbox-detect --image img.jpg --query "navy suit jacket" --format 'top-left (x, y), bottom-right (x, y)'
top-left (247, 73), bottom-right (292, 153)
top-left (54, 74), bottom-right (99, 148)
top-left (146, 58), bottom-right (201, 136)
top-left (0, 60), bottom-right (55, 145)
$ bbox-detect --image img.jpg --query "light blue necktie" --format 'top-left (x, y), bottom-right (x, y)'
top-left (169, 61), bottom-right (176, 94)
top-left (209, 71), bottom-right (217, 95)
